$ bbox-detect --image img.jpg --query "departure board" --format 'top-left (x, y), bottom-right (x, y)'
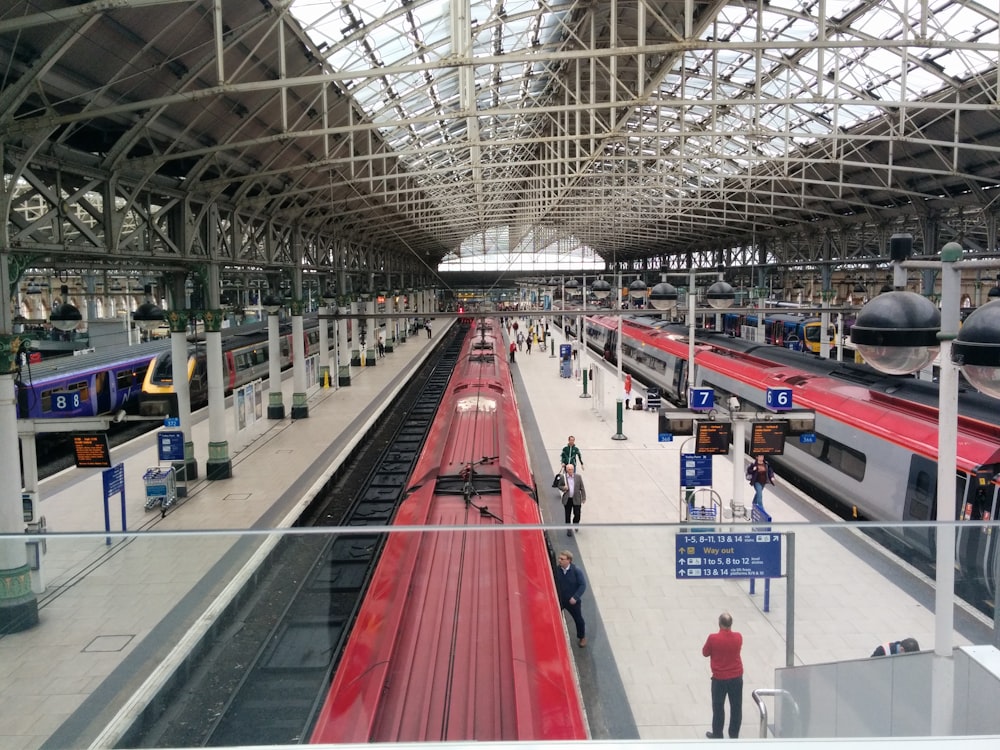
top-left (73, 433), bottom-right (112, 468)
top-left (695, 421), bottom-right (731, 455)
top-left (751, 422), bottom-right (787, 455)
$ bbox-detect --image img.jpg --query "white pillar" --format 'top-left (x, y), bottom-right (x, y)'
top-left (0, 373), bottom-right (38, 632)
top-left (205, 311), bottom-right (231, 479)
top-left (290, 304), bottom-right (308, 418)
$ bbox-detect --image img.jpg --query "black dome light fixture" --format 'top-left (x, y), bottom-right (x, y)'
top-left (705, 280), bottom-right (736, 309)
top-left (262, 293), bottom-right (283, 315)
top-left (953, 299), bottom-right (1000, 399)
top-left (49, 284), bottom-right (83, 332)
top-left (132, 285), bottom-right (165, 332)
top-left (628, 278), bottom-right (648, 302)
top-left (850, 290), bottom-right (941, 374)
top-left (648, 281), bottom-right (679, 311)
top-left (591, 278), bottom-right (612, 300)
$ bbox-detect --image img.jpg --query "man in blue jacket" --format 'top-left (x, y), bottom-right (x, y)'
top-left (555, 550), bottom-right (587, 647)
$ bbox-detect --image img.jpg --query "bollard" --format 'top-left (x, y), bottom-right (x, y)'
top-left (549, 339), bottom-right (556, 358)
top-left (611, 398), bottom-right (627, 440)
top-left (580, 368), bottom-right (591, 398)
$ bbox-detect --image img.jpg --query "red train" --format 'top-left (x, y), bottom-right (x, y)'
top-left (310, 319), bottom-right (588, 743)
top-left (584, 313), bottom-right (1000, 598)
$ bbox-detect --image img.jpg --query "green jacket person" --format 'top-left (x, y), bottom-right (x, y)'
top-left (560, 435), bottom-right (584, 471)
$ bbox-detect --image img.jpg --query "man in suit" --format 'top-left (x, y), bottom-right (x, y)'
top-left (555, 550), bottom-right (587, 647)
top-left (561, 462), bottom-right (587, 536)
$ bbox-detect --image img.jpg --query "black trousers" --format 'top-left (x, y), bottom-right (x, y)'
top-left (563, 501), bottom-right (581, 525)
top-left (561, 598), bottom-right (585, 639)
top-left (710, 676), bottom-right (743, 738)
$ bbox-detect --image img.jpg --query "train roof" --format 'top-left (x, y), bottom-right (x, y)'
top-left (18, 339), bottom-right (170, 383)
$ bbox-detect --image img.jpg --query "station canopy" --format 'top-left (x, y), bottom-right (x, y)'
top-left (1, 0), bottom-right (998, 272)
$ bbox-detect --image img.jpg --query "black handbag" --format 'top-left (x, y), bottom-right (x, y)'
top-left (552, 472), bottom-right (563, 488)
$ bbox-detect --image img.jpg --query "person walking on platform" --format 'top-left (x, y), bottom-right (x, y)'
top-left (560, 463), bottom-right (587, 535)
top-left (560, 435), bottom-right (583, 472)
top-left (526, 332), bottom-right (533, 354)
top-left (871, 637), bottom-right (919, 656)
top-left (703, 612), bottom-right (743, 739)
top-left (746, 455), bottom-right (775, 510)
top-left (623, 373), bottom-right (633, 409)
top-left (509, 340), bottom-right (516, 363)
top-left (425, 320), bottom-right (432, 339)
top-left (555, 550), bottom-right (587, 647)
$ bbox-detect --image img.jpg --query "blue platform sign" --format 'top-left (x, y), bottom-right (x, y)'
top-left (50, 391), bottom-right (81, 412)
top-left (675, 532), bottom-right (782, 578)
top-left (689, 388), bottom-right (715, 410)
top-left (658, 433), bottom-right (674, 442)
top-left (680, 453), bottom-right (713, 487)
top-left (765, 387), bottom-right (793, 411)
top-left (799, 433), bottom-right (817, 444)
top-left (163, 417), bottom-right (180, 427)
top-left (157, 430), bottom-right (185, 462)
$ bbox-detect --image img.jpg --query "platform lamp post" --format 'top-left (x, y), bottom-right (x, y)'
top-left (263, 293), bottom-right (285, 419)
top-left (852, 237), bottom-right (1000, 735)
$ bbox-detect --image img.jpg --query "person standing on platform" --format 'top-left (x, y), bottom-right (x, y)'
top-left (555, 550), bottom-right (587, 647)
top-left (425, 320), bottom-right (432, 339)
top-left (746, 455), bottom-right (775, 510)
top-left (560, 463), bottom-right (587, 535)
top-left (703, 612), bottom-right (743, 739)
top-left (624, 373), bottom-right (633, 409)
top-left (526, 332), bottom-right (533, 354)
top-left (560, 435), bottom-right (583, 472)
top-left (509, 340), bottom-right (516, 363)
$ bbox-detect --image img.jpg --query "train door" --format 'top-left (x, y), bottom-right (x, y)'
top-left (901, 454), bottom-right (939, 557)
top-left (603, 327), bottom-right (617, 364)
top-left (957, 474), bottom-right (999, 598)
top-left (95, 370), bottom-right (110, 414)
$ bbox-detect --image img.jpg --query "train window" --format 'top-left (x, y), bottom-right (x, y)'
top-left (907, 467), bottom-right (934, 521)
top-left (115, 368), bottom-right (139, 390)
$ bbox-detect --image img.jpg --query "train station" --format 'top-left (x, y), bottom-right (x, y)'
top-left (2, 2), bottom-right (1000, 748)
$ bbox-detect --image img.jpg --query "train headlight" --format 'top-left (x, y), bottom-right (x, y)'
top-left (953, 299), bottom-right (1000, 399)
top-left (850, 291), bottom-right (940, 375)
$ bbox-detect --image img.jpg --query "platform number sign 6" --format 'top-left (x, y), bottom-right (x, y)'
top-left (766, 387), bottom-right (793, 411)
top-left (51, 391), bottom-right (81, 412)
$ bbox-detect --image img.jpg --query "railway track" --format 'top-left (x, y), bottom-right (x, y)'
top-left (120, 325), bottom-right (468, 748)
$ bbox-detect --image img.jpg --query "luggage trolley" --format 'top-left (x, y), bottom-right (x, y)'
top-left (143, 467), bottom-right (177, 516)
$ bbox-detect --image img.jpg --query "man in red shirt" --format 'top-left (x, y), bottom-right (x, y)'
top-left (702, 612), bottom-right (744, 739)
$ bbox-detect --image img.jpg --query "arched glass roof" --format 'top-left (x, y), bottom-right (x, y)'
top-left (287, 0), bottom-right (1000, 264)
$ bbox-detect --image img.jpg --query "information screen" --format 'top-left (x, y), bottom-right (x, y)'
top-left (695, 422), bottom-right (731, 455)
top-left (73, 433), bottom-right (112, 468)
top-left (751, 422), bottom-right (787, 455)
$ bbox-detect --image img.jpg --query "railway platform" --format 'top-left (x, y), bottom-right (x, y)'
top-left (1, 321), bottom-right (454, 750)
top-left (0, 316), bottom-right (995, 749)
top-left (508, 320), bottom-right (995, 740)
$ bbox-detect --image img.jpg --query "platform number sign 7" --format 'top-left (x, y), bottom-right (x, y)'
top-left (689, 388), bottom-right (714, 410)
top-left (51, 391), bottom-right (81, 412)
top-left (766, 387), bottom-right (793, 411)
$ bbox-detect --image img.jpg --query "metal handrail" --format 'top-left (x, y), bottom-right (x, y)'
top-left (751, 688), bottom-right (800, 738)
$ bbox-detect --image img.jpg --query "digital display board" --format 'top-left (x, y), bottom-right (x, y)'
top-left (751, 422), bottom-right (787, 455)
top-left (73, 433), bottom-right (112, 468)
top-left (695, 421), bottom-right (731, 455)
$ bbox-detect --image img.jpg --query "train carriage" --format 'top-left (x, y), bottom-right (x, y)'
top-left (310, 319), bottom-right (587, 743)
top-left (582, 313), bottom-right (1000, 599)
